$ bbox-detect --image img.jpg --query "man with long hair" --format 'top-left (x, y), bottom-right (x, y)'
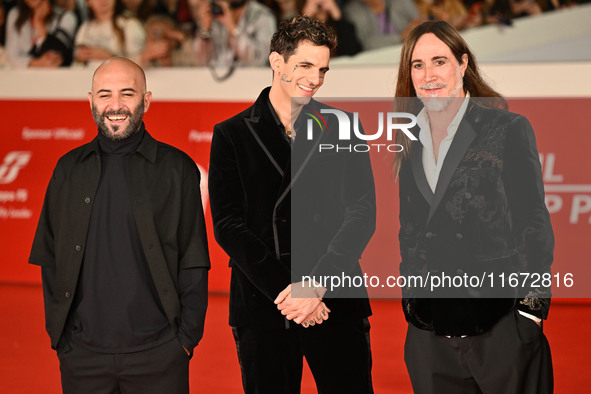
top-left (393, 21), bottom-right (554, 393)
top-left (209, 16), bottom-right (375, 393)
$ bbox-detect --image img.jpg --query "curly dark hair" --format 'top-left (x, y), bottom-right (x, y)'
top-left (270, 16), bottom-right (337, 61)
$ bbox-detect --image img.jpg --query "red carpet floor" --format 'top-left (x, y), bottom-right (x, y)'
top-left (0, 284), bottom-right (589, 393)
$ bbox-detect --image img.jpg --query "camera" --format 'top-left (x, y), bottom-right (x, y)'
top-left (211, 1), bottom-right (223, 15)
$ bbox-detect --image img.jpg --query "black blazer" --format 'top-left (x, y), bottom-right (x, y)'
top-left (209, 87), bottom-right (375, 328)
top-left (398, 102), bottom-right (554, 336)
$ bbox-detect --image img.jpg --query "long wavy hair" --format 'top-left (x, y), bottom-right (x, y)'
top-left (15, 0), bottom-right (54, 32)
top-left (87, 0), bottom-right (126, 53)
top-left (392, 21), bottom-right (507, 176)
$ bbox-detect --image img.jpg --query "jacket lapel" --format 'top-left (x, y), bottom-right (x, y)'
top-left (427, 116), bottom-right (477, 223)
top-left (244, 88), bottom-right (290, 178)
top-left (411, 140), bottom-right (434, 207)
top-left (275, 100), bottom-right (327, 205)
top-left (291, 113), bottom-right (325, 186)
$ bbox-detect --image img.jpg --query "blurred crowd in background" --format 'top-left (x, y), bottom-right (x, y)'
top-left (0, 0), bottom-right (584, 69)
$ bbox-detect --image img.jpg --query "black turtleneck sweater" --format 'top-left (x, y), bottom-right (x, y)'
top-left (69, 127), bottom-right (176, 352)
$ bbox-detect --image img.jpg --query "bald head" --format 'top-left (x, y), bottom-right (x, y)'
top-left (88, 57), bottom-right (152, 141)
top-left (91, 57), bottom-right (147, 94)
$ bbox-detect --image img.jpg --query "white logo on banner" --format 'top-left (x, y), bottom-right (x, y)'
top-left (0, 151), bottom-right (32, 184)
top-left (188, 130), bottom-right (213, 143)
top-left (542, 153), bottom-right (591, 224)
top-left (21, 127), bottom-right (85, 140)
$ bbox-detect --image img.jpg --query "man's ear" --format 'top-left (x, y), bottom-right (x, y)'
top-left (143, 91), bottom-right (152, 113)
top-left (269, 51), bottom-right (284, 76)
top-left (88, 92), bottom-right (92, 109)
top-left (460, 53), bottom-right (468, 77)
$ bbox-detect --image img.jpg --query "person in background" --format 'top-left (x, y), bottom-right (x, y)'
top-left (29, 56), bottom-right (210, 394)
top-left (464, 0), bottom-right (513, 26)
top-left (73, 0), bottom-right (145, 67)
top-left (191, 0), bottom-right (276, 67)
top-left (415, 0), bottom-right (468, 30)
top-left (511, 0), bottom-right (543, 17)
top-left (265, 0), bottom-right (296, 25)
top-left (54, 0), bottom-right (88, 22)
top-left (121, 0), bottom-right (155, 21)
top-left (142, 13), bottom-right (194, 66)
top-left (5, 0), bottom-right (77, 67)
top-left (297, 0), bottom-right (362, 56)
top-left (463, 0), bottom-right (545, 27)
top-left (152, 0), bottom-right (194, 32)
top-left (344, 0), bottom-right (424, 51)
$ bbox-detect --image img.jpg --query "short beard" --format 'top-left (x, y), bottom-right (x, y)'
top-left (418, 68), bottom-right (463, 112)
top-left (92, 101), bottom-right (144, 141)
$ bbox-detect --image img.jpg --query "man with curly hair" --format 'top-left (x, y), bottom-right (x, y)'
top-left (209, 16), bottom-right (375, 394)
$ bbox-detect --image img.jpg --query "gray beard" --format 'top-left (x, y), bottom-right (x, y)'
top-left (418, 70), bottom-right (463, 112)
top-left (92, 101), bottom-right (144, 141)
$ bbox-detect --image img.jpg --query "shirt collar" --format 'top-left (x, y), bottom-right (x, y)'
top-left (81, 123), bottom-right (157, 163)
top-left (266, 95), bottom-right (282, 127)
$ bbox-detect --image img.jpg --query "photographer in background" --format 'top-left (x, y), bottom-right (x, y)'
top-left (191, 0), bottom-right (275, 68)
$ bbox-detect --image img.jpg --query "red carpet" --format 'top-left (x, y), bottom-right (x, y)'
top-left (0, 284), bottom-right (588, 393)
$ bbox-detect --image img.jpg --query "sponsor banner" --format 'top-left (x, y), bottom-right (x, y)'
top-left (1, 98), bottom-right (589, 298)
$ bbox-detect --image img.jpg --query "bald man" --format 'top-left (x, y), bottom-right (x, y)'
top-left (29, 57), bottom-right (210, 394)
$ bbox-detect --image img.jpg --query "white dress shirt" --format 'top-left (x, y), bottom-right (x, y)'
top-left (417, 93), bottom-right (470, 193)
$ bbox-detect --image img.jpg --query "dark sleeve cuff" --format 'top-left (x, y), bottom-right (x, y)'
top-left (177, 267), bottom-right (209, 352)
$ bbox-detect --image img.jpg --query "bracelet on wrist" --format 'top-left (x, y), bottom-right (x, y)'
top-left (198, 30), bottom-right (212, 40)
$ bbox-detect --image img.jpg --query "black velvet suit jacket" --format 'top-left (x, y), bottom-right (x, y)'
top-left (398, 102), bottom-right (554, 336)
top-left (209, 87), bottom-right (375, 328)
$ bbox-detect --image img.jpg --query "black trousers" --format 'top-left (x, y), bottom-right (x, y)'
top-left (232, 318), bottom-right (373, 394)
top-left (57, 338), bottom-right (190, 394)
top-left (404, 310), bottom-right (553, 394)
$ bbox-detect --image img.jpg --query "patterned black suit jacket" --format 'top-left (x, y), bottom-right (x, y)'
top-left (398, 101), bottom-right (554, 336)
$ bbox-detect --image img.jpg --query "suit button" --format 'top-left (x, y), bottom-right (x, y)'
top-left (84, 197), bottom-right (91, 204)
top-left (465, 193), bottom-right (472, 199)
top-left (313, 214), bottom-right (322, 222)
top-left (455, 233), bottom-right (463, 240)
top-left (456, 269), bottom-right (464, 275)
top-left (65, 292), bottom-right (71, 298)
top-left (75, 245), bottom-right (81, 252)
top-left (425, 232), bottom-right (434, 239)
top-left (418, 253), bottom-right (427, 260)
